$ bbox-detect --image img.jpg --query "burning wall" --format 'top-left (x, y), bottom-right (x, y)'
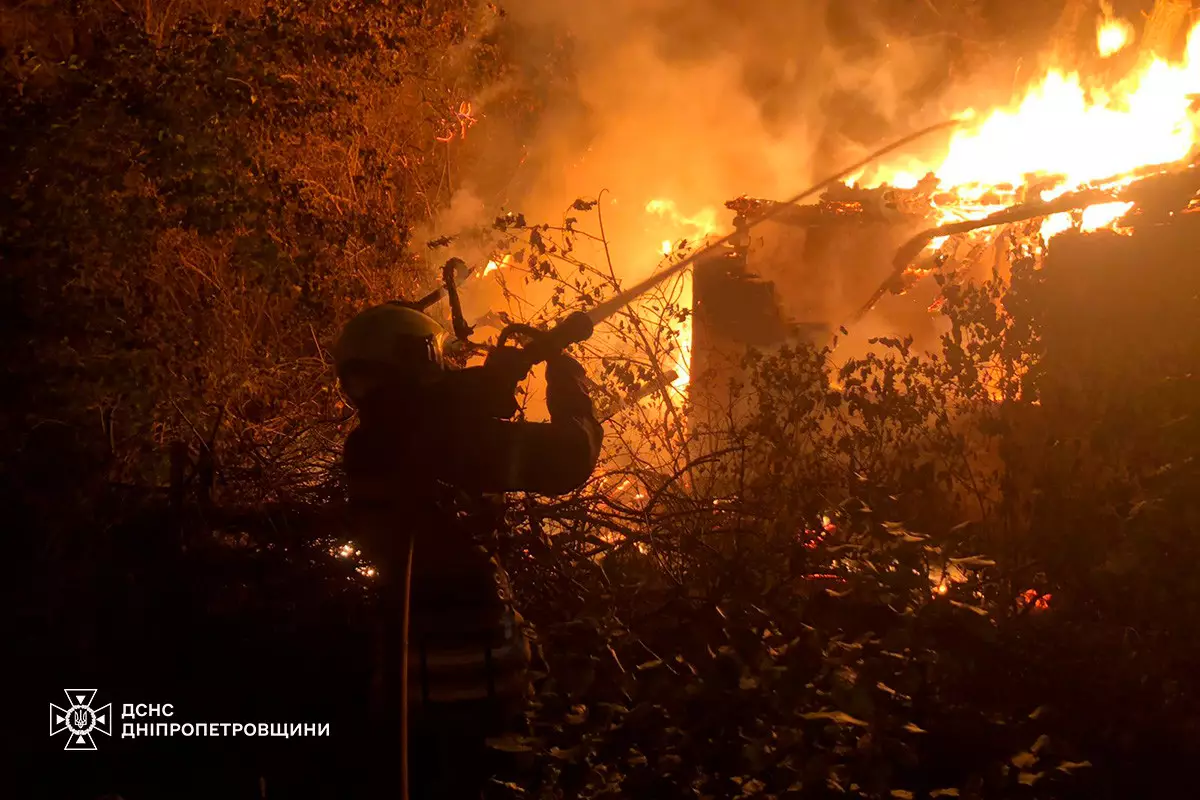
top-left (1038, 216), bottom-right (1200, 424)
top-left (994, 212), bottom-right (1200, 531)
top-left (688, 186), bottom-right (941, 431)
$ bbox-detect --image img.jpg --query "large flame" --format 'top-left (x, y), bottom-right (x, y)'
top-left (935, 61), bottom-right (1198, 191)
top-left (1097, 16), bottom-right (1135, 58)
top-left (643, 199), bottom-right (722, 391)
top-left (864, 20), bottom-right (1200, 242)
top-left (628, 19), bottom-right (1200, 405)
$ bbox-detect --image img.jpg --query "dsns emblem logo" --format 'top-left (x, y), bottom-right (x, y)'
top-left (50, 690), bottom-right (112, 751)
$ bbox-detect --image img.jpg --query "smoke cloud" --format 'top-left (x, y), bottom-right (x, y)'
top-left (423, 0), bottom-right (1065, 362)
top-left (483, 0), bottom-right (958, 265)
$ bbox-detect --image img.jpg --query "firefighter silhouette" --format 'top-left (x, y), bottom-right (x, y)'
top-left (335, 301), bottom-right (601, 798)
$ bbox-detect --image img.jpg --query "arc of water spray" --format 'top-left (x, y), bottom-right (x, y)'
top-left (581, 116), bottom-right (969, 328)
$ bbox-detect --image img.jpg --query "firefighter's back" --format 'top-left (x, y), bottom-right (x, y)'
top-left (345, 416), bottom-right (533, 799)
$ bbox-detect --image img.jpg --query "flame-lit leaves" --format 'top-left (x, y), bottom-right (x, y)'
top-left (932, 265), bottom-right (1039, 403)
top-left (515, 514), bottom-right (968, 794)
top-left (741, 345), bottom-right (830, 430)
top-left (506, 461), bottom-right (1074, 800)
top-left (999, 731), bottom-right (1095, 792)
top-left (599, 358), bottom-right (656, 398)
top-left (881, 520), bottom-right (928, 544)
top-left (780, 631), bottom-right (939, 796)
top-left (1, 0), bottom-right (490, 492)
top-left (527, 227), bottom-right (546, 256)
top-left (558, 199), bottom-right (600, 258)
top-left (434, 100), bottom-right (476, 143)
top-left (493, 211), bottom-right (528, 233)
top-left (529, 258), bottom-right (559, 282)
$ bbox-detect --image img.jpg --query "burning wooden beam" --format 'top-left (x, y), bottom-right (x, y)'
top-left (1142, 0), bottom-right (1193, 59)
top-left (687, 184), bottom-right (936, 413)
top-left (845, 161), bottom-right (1200, 329)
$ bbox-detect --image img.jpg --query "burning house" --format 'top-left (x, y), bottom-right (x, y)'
top-left (688, 179), bottom-right (946, 425)
top-left (683, 3), bottom-right (1200, 436)
top-left (688, 157), bottom-right (1200, 435)
top-left (459, 1), bottom-right (1200, 460)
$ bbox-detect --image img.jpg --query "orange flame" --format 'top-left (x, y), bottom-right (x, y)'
top-left (645, 199), bottom-right (722, 238)
top-left (866, 20), bottom-right (1200, 241)
top-left (484, 253), bottom-right (514, 275)
top-left (620, 20), bottom-right (1200, 408)
top-left (1097, 15), bottom-right (1134, 58)
top-left (643, 199), bottom-right (723, 393)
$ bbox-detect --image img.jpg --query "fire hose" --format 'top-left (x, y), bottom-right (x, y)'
top-left (575, 117), bottom-right (967, 329)
top-left (416, 117), bottom-right (968, 371)
top-left (385, 116), bottom-right (965, 799)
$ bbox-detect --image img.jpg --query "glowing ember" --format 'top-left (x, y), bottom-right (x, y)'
top-left (1097, 16), bottom-right (1134, 58)
top-left (1020, 589), bottom-right (1052, 612)
top-left (436, 100), bottom-right (477, 143)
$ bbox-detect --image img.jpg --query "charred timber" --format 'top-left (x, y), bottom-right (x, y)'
top-left (726, 180), bottom-right (939, 230)
top-left (846, 161), bottom-right (1200, 328)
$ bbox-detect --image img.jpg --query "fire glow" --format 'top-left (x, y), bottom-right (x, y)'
top-left (1097, 15), bottom-right (1135, 58)
top-left (484, 253), bottom-right (515, 275)
top-left (630, 21), bottom-right (1200, 398)
top-left (860, 19), bottom-right (1200, 244)
top-left (643, 198), bottom-right (722, 391)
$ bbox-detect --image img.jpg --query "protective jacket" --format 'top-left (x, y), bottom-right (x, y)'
top-left (345, 352), bottom-right (602, 499)
top-left (344, 352), bottom-right (602, 719)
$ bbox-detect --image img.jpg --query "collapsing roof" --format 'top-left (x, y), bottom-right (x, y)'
top-left (688, 158), bottom-right (1200, 413)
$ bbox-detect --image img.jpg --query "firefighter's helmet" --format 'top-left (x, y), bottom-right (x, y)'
top-left (333, 303), bottom-right (448, 404)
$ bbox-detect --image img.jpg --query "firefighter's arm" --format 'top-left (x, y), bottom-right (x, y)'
top-left (453, 353), bottom-right (602, 495)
